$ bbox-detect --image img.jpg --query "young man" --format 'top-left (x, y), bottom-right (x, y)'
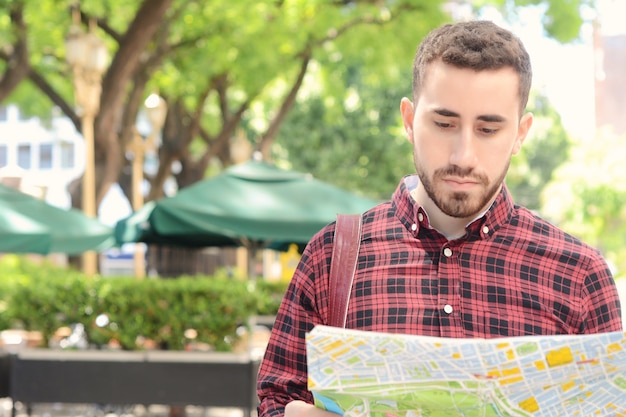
top-left (257, 20), bottom-right (623, 417)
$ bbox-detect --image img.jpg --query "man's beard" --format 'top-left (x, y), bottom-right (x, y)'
top-left (417, 163), bottom-right (508, 218)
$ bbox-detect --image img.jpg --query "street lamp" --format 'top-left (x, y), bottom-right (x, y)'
top-left (65, 10), bottom-right (108, 276)
top-left (230, 131), bottom-right (253, 164)
top-left (128, 93), bottom-right (167, 278)
top-left (144, 93), bottom-right (168, 151)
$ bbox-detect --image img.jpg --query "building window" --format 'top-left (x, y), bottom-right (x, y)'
top-left (60, 142), bottom-right (74, 169)
top-left (0, 145), bottom-right (7, 168)
top-left (17, 144), bottom-right (31, 169)
top-left (39, 143), bottom-right (53, 169)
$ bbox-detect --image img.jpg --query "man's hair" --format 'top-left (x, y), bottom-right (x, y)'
top-left (413, 20), bottom-right (532, 115)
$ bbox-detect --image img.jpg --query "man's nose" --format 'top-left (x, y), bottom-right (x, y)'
top-left (449, 129), bottom-right (478, 168)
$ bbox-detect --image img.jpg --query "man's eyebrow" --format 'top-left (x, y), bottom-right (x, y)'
top-left (433, 108), bottom-right (459, 118)
top-left (478, 114), bottom-right (506, 123)
top-left (433, 108), bottom-right (507, 123)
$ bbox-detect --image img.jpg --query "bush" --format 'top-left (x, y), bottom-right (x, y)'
top-left (254, 279), bottom-right (289, 316)
top-left (0, 256), bottom-right (282, 351)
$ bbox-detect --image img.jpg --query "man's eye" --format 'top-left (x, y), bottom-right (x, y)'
top-left (480, 127), bottom-right (498, 135)
top-left (434, 121), bottom-right (452, 129)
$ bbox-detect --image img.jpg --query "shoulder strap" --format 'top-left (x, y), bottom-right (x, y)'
top-left (328, 213), bottom-right (363, 328)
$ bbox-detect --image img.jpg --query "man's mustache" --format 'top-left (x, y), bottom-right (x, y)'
top-left (435, 166), bottom-right (488, 185)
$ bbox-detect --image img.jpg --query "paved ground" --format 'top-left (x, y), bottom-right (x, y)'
top-left (0, 325), bottom-right (270, 417)
top-left (0, 400), bottom-right (248, 417)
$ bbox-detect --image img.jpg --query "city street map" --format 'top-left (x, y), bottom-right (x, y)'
top-left (306, 325), bottom-right (626, 416)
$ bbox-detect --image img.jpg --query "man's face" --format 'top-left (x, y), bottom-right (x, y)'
top-left (401, 60), bottom-right (532, 220)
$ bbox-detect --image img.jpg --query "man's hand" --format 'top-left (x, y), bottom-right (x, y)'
top-left (284, 400), bottom-right (339, 417)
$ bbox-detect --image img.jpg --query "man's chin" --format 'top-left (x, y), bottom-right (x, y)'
top-left (437, 196), bottom-right (482, 218)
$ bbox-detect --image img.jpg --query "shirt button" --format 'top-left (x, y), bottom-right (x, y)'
top-left (482, 225), bottom-right (489, 234)
top-left (443, 304), bottom-right (453, 314)
top-left (443, 247), bottom-right (452, 257)
top-left (418, 213), bottom-right (424, 222)
top-left (411, 223), bottom-right (417, 231)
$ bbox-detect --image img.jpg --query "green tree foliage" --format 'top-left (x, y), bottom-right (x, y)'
top-left (0, 0), bottom-right (451, 207)
top-left (541, 129), bottom-right (626, 276)
top-left (0, 1), bottom-right (594, 208)
top-left (494, 0), bottom-right (593, 42)
top-left (271, 75), bottom-right (413, 200)
top-left (506, 92), bottom-right (572, 211)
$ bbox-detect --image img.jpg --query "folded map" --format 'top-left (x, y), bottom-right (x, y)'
top-left (306, 325), bottom-right (626, 416)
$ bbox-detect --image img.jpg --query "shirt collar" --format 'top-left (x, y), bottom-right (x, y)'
top-left (392, 174), bottom-right (515, 240)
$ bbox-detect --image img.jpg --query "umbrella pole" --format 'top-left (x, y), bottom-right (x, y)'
top-left (247, 242), bottom-right (258, 281)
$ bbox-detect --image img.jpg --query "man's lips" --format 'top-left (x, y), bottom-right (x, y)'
top-left (442, 177), bottom-right (480, 190)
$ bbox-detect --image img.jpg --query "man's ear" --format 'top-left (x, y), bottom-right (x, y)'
top-left (400, 98), bottom-right (415, 143)
top-left (513, 112), bottom-right (533, 155)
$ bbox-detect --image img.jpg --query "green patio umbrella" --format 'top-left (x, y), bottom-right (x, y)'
top-left (0, 184), bottom-right (115, 254)
top-left (115, 159), bottom-right (379, 249)
top-left (0, 206), bottom-right (51, 253)
top-left (114, 200), bottom-right (240, 248)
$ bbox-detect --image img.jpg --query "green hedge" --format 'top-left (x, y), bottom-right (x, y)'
top-left (0, 255), bottom-right (288, 351)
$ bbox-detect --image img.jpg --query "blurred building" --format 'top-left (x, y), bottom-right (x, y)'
top-left (0, 105), bottom-right (134, 273)
top-left (0, 105), bottom-right (85, 207)
top-left (594, 29), bottom-right (626, 136)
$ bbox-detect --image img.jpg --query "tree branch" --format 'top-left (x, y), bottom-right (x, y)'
top-left (257, 50), bottom-right (312, 158)
top-left (27, 70), bottom-right (81, 130)
top-left (0, 1), bottom-right (30, 102)
top-left (310, 3), bottom-right (420, 48)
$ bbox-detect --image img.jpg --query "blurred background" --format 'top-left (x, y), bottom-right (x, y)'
top-left (0, 0), bottom-right (623, 282)
top-left (0, 0), bottom-right (625, 415)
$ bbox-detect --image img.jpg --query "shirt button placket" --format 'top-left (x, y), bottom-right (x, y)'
top-left (439, 245), bottom-right (461, 337)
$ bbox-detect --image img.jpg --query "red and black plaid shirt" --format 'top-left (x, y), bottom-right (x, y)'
top-left (257, 176), bottom-right (623, 417)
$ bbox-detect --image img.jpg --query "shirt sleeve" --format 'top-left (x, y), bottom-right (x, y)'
top-left (582, 251), bottom-right (623, 333)
top-left (257, 225), bottom-right (335, 417)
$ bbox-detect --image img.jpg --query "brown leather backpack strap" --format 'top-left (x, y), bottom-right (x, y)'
top-left (328, 213), bottom-right (363, 328)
